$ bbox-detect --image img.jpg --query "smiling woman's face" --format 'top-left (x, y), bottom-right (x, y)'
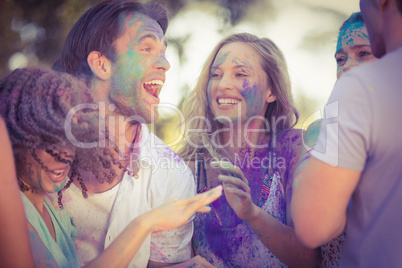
top-left (335, 22), bottom-right (377, 79)
top-left (207, 42), bottom-right (276, 125)
top-left (23, 148), bottom-right (74, 193)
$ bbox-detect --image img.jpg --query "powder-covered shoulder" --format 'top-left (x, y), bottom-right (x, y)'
top-left (274, 128), bottom-right (304, 170)
top-left (44, 195), bottom-right (74, 229)
top-left (277, 128), bottom-right (304, 151)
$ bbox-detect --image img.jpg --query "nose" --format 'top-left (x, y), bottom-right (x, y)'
top-left (339, 58), bottom-right (359, 78)
top-left (217, 74), bottom-right (234, 90)
top-left (154, 54), bottom-right (170, 72)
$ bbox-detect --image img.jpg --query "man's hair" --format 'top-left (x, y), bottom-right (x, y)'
top-left (60, 0), bottom-right (168, 79)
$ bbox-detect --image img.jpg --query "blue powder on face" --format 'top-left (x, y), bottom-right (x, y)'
top-left (53, 180), bottom-right (66, 193)
top-left (207, 51), bottom-right (231, 108)
top-left (213, 51), bottom-right (230, 68)
top-left (231, 57), bottom-right (254, 71)
top-left (240, 79), bottom-right (265, 118)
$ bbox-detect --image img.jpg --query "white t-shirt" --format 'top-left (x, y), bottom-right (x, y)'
top-left (62, 124), bottom-right (196, 267)
top-left (61, 182), bottom-right (119, 266)
top-left (312, 47), bottom-right (402, 267)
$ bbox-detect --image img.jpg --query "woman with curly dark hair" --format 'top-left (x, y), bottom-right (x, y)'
top-left (0, 67), bottom-right (222, 268)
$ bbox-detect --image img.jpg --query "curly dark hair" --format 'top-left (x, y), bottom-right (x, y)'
top-left (0, 67), bottom-right (127, 208)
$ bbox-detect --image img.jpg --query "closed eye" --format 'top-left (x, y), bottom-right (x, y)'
top-left (236, 73), bottom-right (247, 77)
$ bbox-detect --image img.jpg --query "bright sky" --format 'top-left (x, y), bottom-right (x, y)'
top-left (159, 0), bottom-right (360, 118)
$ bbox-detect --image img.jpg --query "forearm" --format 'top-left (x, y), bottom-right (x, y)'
top-left (86, 186), bottom-right (222, 268)
top-left (245, 204), bottom-right (319, 268)
top-left (292, 158), bottom-right (359, 248)
top-left (86, 214), bottom-right (152, 268)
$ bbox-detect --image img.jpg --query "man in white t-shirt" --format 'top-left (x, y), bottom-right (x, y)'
top-left (292, 0), bottom-right (402, 267)
top-left (57, 1), bottom-right (199, 267)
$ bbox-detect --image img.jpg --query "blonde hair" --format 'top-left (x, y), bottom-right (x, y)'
top-left (178, 33), bottom-right (298, 160)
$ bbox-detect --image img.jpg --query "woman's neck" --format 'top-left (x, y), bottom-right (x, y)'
top-left (23, 185), bottom-right (57, 242)
top-left (23, 189), bottom-right (46, 215)
top-left (104, 112), bottom-right (140, 160)
top-left (221, 119), bottom-right (270, 159)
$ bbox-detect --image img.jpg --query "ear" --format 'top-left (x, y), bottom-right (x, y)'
top-left (378, 0), bottom-right (389, 10)
top-left (87, 51), bottom-right (111, 80)
top-left (266, 91), bottom-right (277, 104)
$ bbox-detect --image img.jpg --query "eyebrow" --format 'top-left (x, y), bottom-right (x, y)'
top-left (234, 65), bottom-right (252, 70)
top-left (139, 34), bottom-right (167, 49)
top-left (211, 64), bottom-right (252, 69)
top-left (232, 57), bottom-right (253, 70)
top-left (335, 44), bottom-right (371, 56)
top-left (210, 65), bottom-right (253, 73)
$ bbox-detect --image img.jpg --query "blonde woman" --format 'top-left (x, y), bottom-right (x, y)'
top-left (179, 33), bottom-right (318, 267)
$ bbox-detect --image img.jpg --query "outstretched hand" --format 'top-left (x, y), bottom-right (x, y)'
top-left (146, 185), bottom-right (223, 233)
top-left (212, 161), bottom-right (257, 221)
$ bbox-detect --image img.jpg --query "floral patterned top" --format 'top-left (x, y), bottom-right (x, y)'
top-left (193, 129), bottom-right (303, 267)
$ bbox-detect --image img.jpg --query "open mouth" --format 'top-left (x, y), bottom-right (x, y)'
top-left (47, 168), bottom-right (68, 183)
top-left (217, 98), bottom-right (241, 106)
top-left (143, 79), bottom-right (164, 99)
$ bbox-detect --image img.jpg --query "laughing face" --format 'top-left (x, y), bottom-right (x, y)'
top-left (207, 42), bottom-right (275, 125)
top-left (109, 12), bottom-right (170, 123)
top-left (24, 149), bottom-right (74, 193)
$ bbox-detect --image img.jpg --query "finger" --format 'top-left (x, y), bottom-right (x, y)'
top-left (185, 186), bottom-right (222, 214)
top-left (182, 186), bottom-right (216, 205)
top-left (183, 191), bottom-right (208, 205)
top-left (185, 185), bottom-right (223, 205)
top-left (219, 175), bottom-right (250, 193)
top-left (199, 185), bottom-right (222, 205)
top-left (212, 161), bottom-right (249, 185)
top-left (224, 187), bottom-right (248, 199)
top-left (195, 205), bottom-right (212, 213)
top-left (198, 257), bottom-right (216, 268)
top-left (211, 161), bottom-right (235, 173)
top-left (191, 256), bottom-right (216, 268)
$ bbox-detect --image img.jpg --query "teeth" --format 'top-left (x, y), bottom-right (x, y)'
top-left (144, 80), bottom-right (164, 86)
top-left (51, 170), bottom-right (64, 178)
top-left (218, 98), bottom-right (240, 105)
